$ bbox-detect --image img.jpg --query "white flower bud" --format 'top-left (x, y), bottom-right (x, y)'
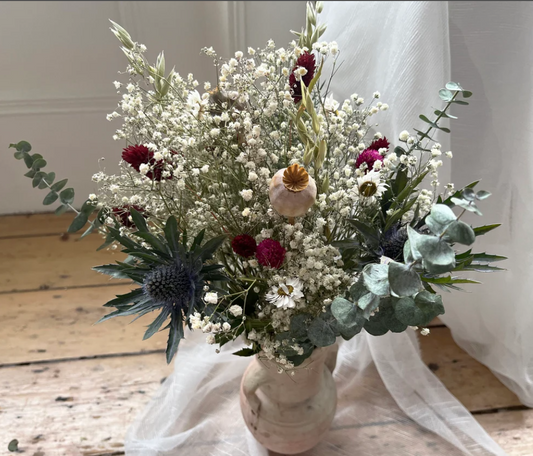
top-left (229, 305), bottom-right (243, 317)
top-left (399, 130), bottom-right (410, 141)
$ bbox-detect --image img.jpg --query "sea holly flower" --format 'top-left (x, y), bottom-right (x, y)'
top-left (94, 211), bottom-right (227, 363)
top-left (266, 278), bottom-right (304, 309)
top-left (380, 224), bottom-right (408, 262)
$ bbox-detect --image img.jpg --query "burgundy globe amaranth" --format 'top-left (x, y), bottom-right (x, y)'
top-left (256, 239), bottom-right (286, 269)
top-left (231, 234), bottom-right (258, 258)
top-left (289, 52), bottom-right (316, 103)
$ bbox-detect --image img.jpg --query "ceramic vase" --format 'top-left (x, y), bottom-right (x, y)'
top-left (240, 344), bottom-right (338, 454)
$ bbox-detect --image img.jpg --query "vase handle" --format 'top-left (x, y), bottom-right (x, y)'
top-left (241, 359), bottom-right (269, 414)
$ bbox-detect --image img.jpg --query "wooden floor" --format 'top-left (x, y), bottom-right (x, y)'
top-left (0, 213), bottom-right (531, 455)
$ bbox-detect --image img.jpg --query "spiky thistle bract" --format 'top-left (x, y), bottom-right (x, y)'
top-left (94, 208), bottom-right (227, 363)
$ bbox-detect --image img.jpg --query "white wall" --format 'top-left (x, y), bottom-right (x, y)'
top-left (0, 1), bottom-right (305, 214)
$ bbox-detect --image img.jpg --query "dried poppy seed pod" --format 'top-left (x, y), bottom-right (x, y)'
top-left (269, 163), bottom-right (317, 220)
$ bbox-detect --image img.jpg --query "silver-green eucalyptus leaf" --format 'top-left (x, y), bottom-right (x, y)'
top-left (331, 297), bottom-right (360, 328)
top-left (403, 239), bottom-right (415, 264)
top-left (407, 226), bottom-right (425, 261)
top-left (476, 190), bottom-right (491, 200)
top-left (358, 293), bottom-right (380, 319)
top-left (417, 236), bottom-right (456, 274)
top-left (462, 188), bottom-right (476, 201)
top-left (426, 204), bottom-right (456, 235)
top-left (450, 197), bottom-right (483, 216)
top-left (445, 220), bottom-right (475, 245)
top-left (362, 263), bottom-right (390, 296)
top-left (388, 261), bottom-right (422, 297)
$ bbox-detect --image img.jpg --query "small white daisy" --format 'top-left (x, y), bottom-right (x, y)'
top-left (356, 170), bottom-right (387, 202)
top-left (266, 278), bottom-right (304, 310)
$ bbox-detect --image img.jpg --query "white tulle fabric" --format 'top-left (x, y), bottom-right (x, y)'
top-left (125, 329), bottom-right (505, 455)
top-left (125, 2), bottom-right (533, 454)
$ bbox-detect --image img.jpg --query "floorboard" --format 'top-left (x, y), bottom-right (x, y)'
top-left (1, 285), bottom-right (166, 365)
top-left (0, 232), bottom-right (127, 293)
top-left (0, 212), bottom-right (74, 238)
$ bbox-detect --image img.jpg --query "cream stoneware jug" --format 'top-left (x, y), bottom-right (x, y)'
top-left (240, 344), bottom-right (338, 454)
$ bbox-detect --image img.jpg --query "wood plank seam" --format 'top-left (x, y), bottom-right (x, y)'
top-left (0, 349), bottom-right (166, 369)
top-left (0, 282), bottom-right (130, 295)
top-left (471, 405), bottom-right (531, 415)
top-left (0, 232), bottom-right (68, 240)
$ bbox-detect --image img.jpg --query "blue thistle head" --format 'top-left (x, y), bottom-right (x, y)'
top-left (143, 260), bottom-right (200, 313)
top-left (96, 212), bottom-right (227, 364)
top-left (380, 224), bottom-right (408, 261)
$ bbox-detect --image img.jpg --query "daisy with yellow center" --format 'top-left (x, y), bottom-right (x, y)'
top-left (266, 278), bottom-right (304, 309)
top-left (357, 170), bottom-right (387, 203)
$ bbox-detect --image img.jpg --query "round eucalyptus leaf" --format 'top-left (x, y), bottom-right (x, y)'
top-left (450, 197), bottom-right (483, 216)
top-left (446, 220), bottom-right (475, 245)
top-left (430, 204), bottom-right (456, 224)
top-left (338, 321), bottom-right (364, 340)
top-left (362, 263), bottom-right (390, 296)
top-left (289, 313), bottom-right (312, 340)
top-left (414, 291), bottom-right (445, 325)
top-left (387, 318), bottom-right (408, 333)
top-left (462, 188), bottom-right (476, 201)
top-left (32, 158), bottom-right (47, 170)
top-left (68, 212), bottom-right (89, 233)
top-left (349, 279), bottom-right (368, 302)
top-left (308, 316), bottom-right (337, 347)
top-left (43, 191), bottom-right (59, 206)
top-left (445, 81), bottom-right (463, 91)
top-left (378, 298), bottom-right (408, 333)
top-left (364, 318), bottom-right (388, 336)
top-left (32, 171), bottom-right (46, 188)
top-left (13, 140), bottom-right (32, 152)
top-left (439, 88), bottom-right (453, 102)
top-left (403, 239), bottom-right (415, 263)
top-left (476, 190), bottom-right (491, 200)
top-left (331, 297), bottom-right (360, 328)
top-left (365, 298), bottom-right (407, 334)
top-left (394, 297), bottom-right (425, 326)
top-left (55, 204), bottom-right (69, 216)
top-left (388, 261), bottom-right (422, 297)
top-left (416, 237), bottom-right (456, 274)
top-left (358, 293), bottom-right (380, 319)
top-left (60, 187), bottom-right (75, 205)
top-left (426, 204), bottom-right (456, 235)
top-left (406, 226), bottom-right (424, 260)
top-left (8, 439), bottom-right (19, 452)
top-left (23, 153), bottom-right (34, 168)
top-left (426, 217), bottom-right (448, 236)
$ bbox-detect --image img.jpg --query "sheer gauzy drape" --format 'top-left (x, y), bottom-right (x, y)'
top-left (320, 0), bottom-right (533, 408)
top-left (124, 2), bottom-right (531, 455)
